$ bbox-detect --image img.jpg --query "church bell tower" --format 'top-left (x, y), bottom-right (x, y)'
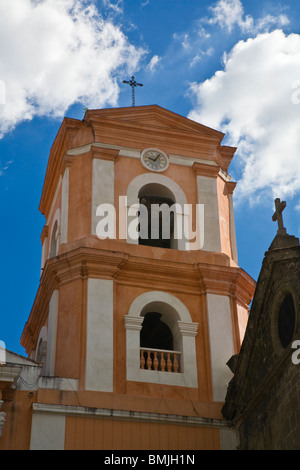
top-left (21, 105), bottom-right (255, 450)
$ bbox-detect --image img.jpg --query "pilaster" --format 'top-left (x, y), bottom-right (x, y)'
top-left (193, 162), bottom-right (221, 253)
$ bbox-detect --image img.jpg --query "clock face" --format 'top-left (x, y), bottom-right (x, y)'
top-left (141, 149), bottom-right (169, 172)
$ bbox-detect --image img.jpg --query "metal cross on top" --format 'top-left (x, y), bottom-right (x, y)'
top-left (123, 76), bottom-right (143, 107)
top-left (272, 198), bottom-right (287, 235)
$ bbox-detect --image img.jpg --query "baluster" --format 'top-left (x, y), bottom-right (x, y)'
top-left (173, 353), bottom-right (179, 373)
top-left (167, 352), bottom-right (172, 372)
top-left (153, 351), bottom-right (159, 371)
top-left (160, 352), bottom-right (166, 371)
top-left (140, 349), bottom-right (145, 369)
top-left (146, 350), bottom-right (152, 370)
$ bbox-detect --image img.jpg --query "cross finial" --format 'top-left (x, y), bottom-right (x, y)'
top-left (123, 75), bottom-right (143, 106)
top-left (272, 198), bottom-right (287, 235)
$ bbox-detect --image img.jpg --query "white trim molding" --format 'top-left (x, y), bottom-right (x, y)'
top-left (206, 294), bottom-right (235, 401)
top-left (85, 279), bottom-right (114, 392)
top-left (45, 290), bottom-right (59, 376)
top-left (196, 175), bottom-right (221, 252)
top-left (91, 157), bottom-right (115, 235)
top-left (32, 402), bottom-right (229, 429)
top-left (30, 407), bottom-right (66, 450)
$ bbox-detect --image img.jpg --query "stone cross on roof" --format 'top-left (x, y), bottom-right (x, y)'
top-left (272, 198), bottom-right (287, 235)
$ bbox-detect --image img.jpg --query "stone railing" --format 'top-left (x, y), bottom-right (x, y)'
top-left (140, 348), bottom-right (181, 373)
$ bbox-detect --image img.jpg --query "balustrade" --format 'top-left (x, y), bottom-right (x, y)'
top-left (140, 348), bottom-right (181, 373)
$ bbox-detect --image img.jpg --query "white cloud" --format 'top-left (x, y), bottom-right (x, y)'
top-left (0, 159), bottom-right (13, 176)
top-left (208, 0), bottom-right (289, 34)
top-left (0, 0), bottom-right (145, 137)
top-left (209, 0), bottom-right (249, 32)
top-left (102, 0), bottom-right (123, 15)
top-left (197, 26), bottom-right (211, 39)
top-left (147, 55), bottom-right (161, 72)
top-left (188, 30), bottom-right (300, 204)
top-left (190, 48), bottom-right (214, 67)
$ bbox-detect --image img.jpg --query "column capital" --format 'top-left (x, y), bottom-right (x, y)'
top-left (193, 162), bottom-right (220, 178)
top-left (225, 181), bottom-right (237, 195)
top-left (124, 315), bottom-right (144, 331)
top-left (91, 146), bottom-right (119, 162)
top-left (174, 321), bottom-right (198, 338)
top-left (59, 155), bottom-right (74, 175)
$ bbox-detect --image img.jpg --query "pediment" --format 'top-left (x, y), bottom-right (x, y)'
top-left (85, 105), bottom-right (224, 141)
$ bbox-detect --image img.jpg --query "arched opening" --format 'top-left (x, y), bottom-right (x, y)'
top-left (138, 183), bottom-right (176, 249)
top-left (126, 173), bottom-right (188, 250)
top-left (139, 299), bottom-right (182, 373)
top-left (49, 220), bottom-right (58, 258)
top-left (140, 312), bottom-right (173, 350)
top-left (278, 293), bottom-right (296, 348)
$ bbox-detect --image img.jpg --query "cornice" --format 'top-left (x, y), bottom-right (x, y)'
top-left (21, 244), bottom-right (255, 355)
top-left (85, 105), bottom-right (225, 140)
top-left (39, 118), bottom-right (82, 217)
top-left (32, 401), bottom-right (228, 428)
top-left (194, 263), bottom-right (256, 306)
top-left (219, 145), bottom-right (237, 172)
top-left (86, 117), bottom-right (223, 161)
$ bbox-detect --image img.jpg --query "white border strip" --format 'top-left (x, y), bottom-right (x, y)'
top-left (67, 142), bottom-right (218, 168)
top-left (32, 403), bottom-right (229, 428)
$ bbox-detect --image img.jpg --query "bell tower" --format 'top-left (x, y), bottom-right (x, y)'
top-left (21, 105), bottom-right (255, 450)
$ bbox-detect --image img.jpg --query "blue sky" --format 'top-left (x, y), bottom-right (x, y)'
top-left (1, 0), bottom-right (300, 355)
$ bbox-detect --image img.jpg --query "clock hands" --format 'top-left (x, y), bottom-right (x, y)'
top-left (148, 154), bottom-right (160, 162)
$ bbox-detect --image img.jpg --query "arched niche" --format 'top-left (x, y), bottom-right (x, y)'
top-left (124, 291), bottom-right (198, 387)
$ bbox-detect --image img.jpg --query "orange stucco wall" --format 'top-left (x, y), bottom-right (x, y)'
top-left (0, 390), bottom-right (34, 450)
top-left (64, 415), bottom-right (221, 450)
top-left (55, 279), bottom-right (83, 380)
